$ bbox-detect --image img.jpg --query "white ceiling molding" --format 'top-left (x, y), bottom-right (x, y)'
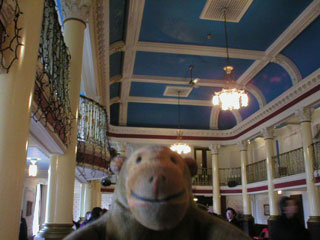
top-left (136, 41), bottom-right (265, 60)
top-left (271, 54), bottom-right (302, 85)
top-left (237, 0), bottom-right (320, 86)
top-left (110, 97), bottom-right (120, 105)
top-left (109, 68), bottom-right (320, 146)
top-left (210, 107), bottom-right (220, 129)
top-left (130, 74), bottom-right (266, 109)
top-left (110, 40), bottom-right (125, 55)
top-left (110, 74), bottom-right (122, 84)
top-left (119, 0), bottom-right (146, 126)
top-left (127, 96), bottom-right (213, 106)
top-left (91, 0), bottom-right (110, 116)
top-left (232, 110), bottom-right (242, 124)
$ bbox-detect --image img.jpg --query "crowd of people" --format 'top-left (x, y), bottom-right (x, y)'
top-left (73, 207), bottom-right (108, 229)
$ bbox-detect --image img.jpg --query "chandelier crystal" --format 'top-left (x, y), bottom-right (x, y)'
top-left (170, 90), bottom-right (191, 155)
top-left (212, 8), bottom-right (248, 111)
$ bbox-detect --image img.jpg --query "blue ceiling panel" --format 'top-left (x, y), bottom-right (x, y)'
top-left (281, 16), bottom-right (320, 79)
top-left (239, 92), bottom-right (260, 120)
top-left (110, 103), bottom-right (120, 126)
top-left (218, 110), bottom-right (237, 130)
top-left (249, 63), bottom-right (292, 103)
top-left (139, 0), bottom-right (311, 51)
top-left (110, 0), bottom-right (127, 43)
top-left (127, 103), bottom-right (211, 129)
top-left (110, 52), bottom-right (123, 77)
top-left (110, 82), bottom-right (121, 99)
top-left (134, 52), bottom-right (253, 80)
top-left (130, 82), bottom-right (222, 100)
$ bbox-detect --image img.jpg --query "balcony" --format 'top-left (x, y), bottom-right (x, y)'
top-left (193, 142), bottom-right (320, 188)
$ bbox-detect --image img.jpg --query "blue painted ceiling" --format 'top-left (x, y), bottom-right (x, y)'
top-left (108, 0), bottom-right (319, 130)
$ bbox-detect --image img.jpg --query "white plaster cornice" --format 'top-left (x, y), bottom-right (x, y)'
top-left (91, 0), bottom-right (110, 116)
top-left (238, 141), bottom-right (248, 151)
top-left (110, 75), bottom-right (122, 84)
top-left (127, 96), bottom-right (213, 106)
top-left (209, 144), bottom-right (220, 154)
top-left (61, 0), bottom-right (91, 24)
top-left (136, 41), bottom-right (265, 60)
top-left (110, 97), bottom-right (120, 105)
top-left (210, 107), bottom-right (220, 129)
top-left (237, 0), bottom-right (320, 86)
top-left (119, 0), bottom-right (146, 126)
top-left (262, 128), bottom-right (274, 139)
top-left (296, 107), bottom-right (312, 122)
top-left (109, 68), bottom-right (320, 146)
top-left (110, 41), bottom-right (125, 55)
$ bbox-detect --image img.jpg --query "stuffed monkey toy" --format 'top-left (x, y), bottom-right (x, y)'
top-left (65, 146), bottom-right (251, 240)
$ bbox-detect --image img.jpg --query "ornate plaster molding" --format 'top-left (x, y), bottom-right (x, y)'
top-left (238, 141), bottom-right (248, 151)
top-left (210, 107), bottom-right (220, 129)
top-left (262, 128), bottom-right (274, 139)
top-left (61, 0), bottom-right (91, 24)
top-left (296, 107), bottom-right (312, 123)
top-left (209, 144), bottom-right (220, 154)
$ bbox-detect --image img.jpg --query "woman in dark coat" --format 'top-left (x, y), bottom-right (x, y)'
top-left (226, 208), bottom-right (242, 229)
top-left (271, 196), bottom-right (310, 240)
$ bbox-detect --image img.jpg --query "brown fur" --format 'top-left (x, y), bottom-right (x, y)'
top-left (65, 146), bottom-right (251, 240)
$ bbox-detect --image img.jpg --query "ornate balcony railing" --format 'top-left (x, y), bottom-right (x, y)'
top-left (76, 96), bottom-right (111, 180)
top-left (192, 168), bottom-right (212, 186)
top-left (313, 142), bottom-right (320, 171)
top-left (247, 159), bottom-right (267, 183)
top-left (273, 147), bottom-right (305, 178)
top-left (32, 0), bottom-right (72, 145)
top-left (219, 167), bottom-right (241, 186)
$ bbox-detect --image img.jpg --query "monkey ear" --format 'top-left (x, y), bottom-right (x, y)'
top-left (184, 157), bottom-right (198, 177)
top-left (110, 155), bottom-right (126, 175)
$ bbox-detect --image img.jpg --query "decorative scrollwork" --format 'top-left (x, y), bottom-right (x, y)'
top-left (0, 0), bottom-right (23, 73)
top-left (32, 0), bottom-right (73, 145)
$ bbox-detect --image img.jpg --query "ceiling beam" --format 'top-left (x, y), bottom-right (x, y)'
top-left (131, 75), bottom-right (266, 108)
top-left (136, 41), bottom-right (265, 60)
top-left (237, 0), bottom-right (320, 86)
top-left (119, 0), bottom-right (146, 126)
top-left (127, 96), bottom-right (213, 106)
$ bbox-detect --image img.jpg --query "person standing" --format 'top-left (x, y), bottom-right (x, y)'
top-left (226, 208), bottom-right (242, 229)
top-left (271, 196), bottom-right (310, 240)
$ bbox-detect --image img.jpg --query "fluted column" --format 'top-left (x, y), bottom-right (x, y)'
top-left (297, 108), bottom-right (320, 240)
top-left (0, 1), bottom-right (44, 239)
top-left (209, 144), bottom-right (221, 215)
top-left (239, 141), bottom-right (254, 236)
top-left (116, 142), bottom-right (127, 157)
top-left (37, 1), bottom-right (91, 239)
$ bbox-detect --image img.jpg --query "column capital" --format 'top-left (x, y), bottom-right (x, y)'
top-left (238, 141), bottom-right (248, 151)
top-left (296, 107), bottom-right (312, 123)
top-left (61, 0), bottom-right (91, 25)
top-left (209, 144), bottom-right (220, 154)
top-left (262, 128), bottom-right (274, 139)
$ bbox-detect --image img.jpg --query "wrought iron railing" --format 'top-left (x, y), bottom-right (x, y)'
top-left (219, 167), bottom-right (241, 186)
top-left (192, 168), bottom-right (212, 186)
top-left (76, 96), bottom-right (112, 180)
top-left (32, 0), bottom-right (73, 145)
top-left (313, 142), bottom-right (320, 171)
top-left (273, 147), bottom-right (305, 178)
top-left (247, 159), bottom-right (267, 183)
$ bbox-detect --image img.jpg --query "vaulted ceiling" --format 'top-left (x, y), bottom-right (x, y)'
top-left (107, 0), bottom-right (320, 131)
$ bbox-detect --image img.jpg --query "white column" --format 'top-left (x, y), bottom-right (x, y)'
top-left (0, 1), bottom-right (44, 239)
top-left (209, 144), bottom-right (221, 215)
top-left (263, 128), bottom-right (279, 218)
top-left (80, 183), bottom-right (92, 217)
top-left (297, 108), bottom-right (320, 217)
top-left (239, 141), bottom-right (251, 215)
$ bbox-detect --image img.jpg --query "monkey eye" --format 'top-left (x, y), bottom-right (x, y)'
top-left (170, 156), bottom-right (177, 164)
top-left (136, 156), bottom-right (142, 164)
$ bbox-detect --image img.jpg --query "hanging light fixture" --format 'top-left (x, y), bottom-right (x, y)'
top-left (27, 157), bottom-right (40, 177)
top-left (170, 91), bottom-right (191, 155)
top-left (212, 8), bottom-right (248, 111)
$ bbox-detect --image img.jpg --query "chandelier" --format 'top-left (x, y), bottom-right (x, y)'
top-left (170, 91), bottom-right (191, 154)
top-left (27, 157), bottom-right (40, 177)
top-left (212, 8), bottom-right (248, 111)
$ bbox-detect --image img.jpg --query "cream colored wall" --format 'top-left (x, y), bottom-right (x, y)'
top-left (22, 176), bottom-right (47, 237)
top-left (274, 124), bottom-right (302, 154)
top-left (218, 145), bottom-right (241, 168)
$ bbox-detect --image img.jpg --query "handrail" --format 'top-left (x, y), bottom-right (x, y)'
top-left (313, 142), bottom-right (320, 171)
top-left (247, 159), bottom-right (267, 183)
